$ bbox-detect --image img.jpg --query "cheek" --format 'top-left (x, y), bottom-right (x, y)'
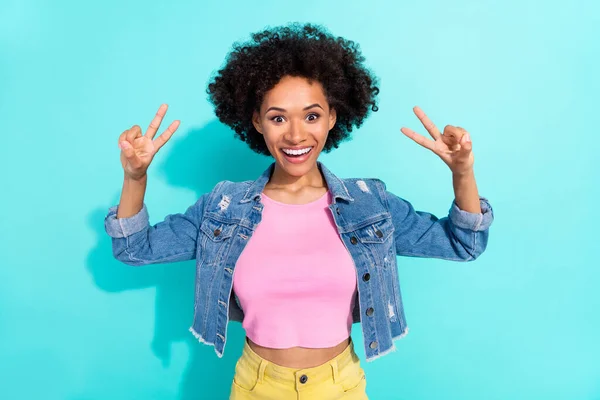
top-left (261, 129), bottom-right (280, 148)
top-left (314, 120), bottom-right (330, 141)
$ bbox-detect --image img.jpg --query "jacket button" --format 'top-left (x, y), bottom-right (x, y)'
top-left (299, 374), bottom-right (308, 384)
top-left (369, 341), bottom-right (378, 349)
top-left (336, 207), bottom-right (340, 215)
top-left (362, 273), bottom-right (370, 282)
top-left (375, 229), bottom-right (383, 238)
top-left (214, 229), bottom-right (221, 236)
top-left (366, 307), bottom-right (374, 316)
top-left (350, 237), bottom-right (358, 245)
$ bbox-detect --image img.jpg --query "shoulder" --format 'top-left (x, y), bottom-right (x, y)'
top-left (202, 179), bottom-right (254, 203)
top-left (340, 177), bottom-right (388, 198)
top-left (199, 175), bottom-right (390, 207)
top-left (211, 179), bottom-right (253, 194)
top-left (337, 177), bottom-right (390, 216)
top-left (194, 179), bottom-right (254, 215)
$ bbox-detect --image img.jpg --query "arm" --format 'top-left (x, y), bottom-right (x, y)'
top-left (116, 174), bottom-right (147, 219)
top-left (452, 168), bottom-right (481, 214)
top-left (382, 185), bottom-right (494, 261)
top-left (106, 104), bottom-right (202, 266)
top-left (394, 106), bottom-right (494, 261)
top-left (104, 188), bottom-right (210, 266)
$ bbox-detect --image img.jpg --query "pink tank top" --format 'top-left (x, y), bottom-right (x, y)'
top-left (232, 190), bottom-right (357, 348)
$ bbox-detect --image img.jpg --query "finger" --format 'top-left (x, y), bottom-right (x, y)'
top-left (446, 135), bottom-right (471, 157)
top-left (449, 143), bottom-right (461, 152)
top-left (153, 120), bottom-right (181, 152)
top-left (459, 131), bottom-right (472, 152)
top-left (118, 127), bottom-right (135, 149)
top-left (400, 127), bottom-right (436, 152)
top-left (441, 133), bottom-right (459, 148)
top-left (126, 125), bottom-right (143, 144)
top-left (443, 125), bottom-right (465, 142)
top-left (146, 104), bottom-right (168, 139)
top-left (413, 106), bottom-right (441, 140)
top-left (118, 130), bottom-right (128, 147)
top-left (118, 140), bottom-right (143, 167)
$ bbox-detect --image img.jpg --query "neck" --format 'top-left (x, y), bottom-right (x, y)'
top-left (267, 161), bottom-right (326, 192)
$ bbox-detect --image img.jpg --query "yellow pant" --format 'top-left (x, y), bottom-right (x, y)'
top-left (230, 337), bottom-right (368, 399)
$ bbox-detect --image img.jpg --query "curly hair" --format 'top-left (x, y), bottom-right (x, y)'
top-left (206, 23), bottom-right (380, 156)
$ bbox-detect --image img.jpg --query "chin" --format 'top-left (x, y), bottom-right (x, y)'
top-left (276, 157), bottom-right (309, 170)
top-left (281, 163), bottom-right (315, 177)
top-left (273, 150), bottom-right (321, 177)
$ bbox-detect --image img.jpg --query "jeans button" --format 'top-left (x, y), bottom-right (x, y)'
top-left (299, 374), bottom-right (308, 384)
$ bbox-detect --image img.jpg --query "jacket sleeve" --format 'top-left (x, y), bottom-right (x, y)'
top-left (380, 183), bottom-right (494, 261)
top-left (103, 194), bottom-right (209, 266)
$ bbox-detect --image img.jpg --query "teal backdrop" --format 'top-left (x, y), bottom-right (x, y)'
top-left (1, 0), bottom-right (598, 399)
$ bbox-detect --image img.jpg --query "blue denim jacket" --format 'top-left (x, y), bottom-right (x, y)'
top-left (104, 161), bottom-right (494, 362)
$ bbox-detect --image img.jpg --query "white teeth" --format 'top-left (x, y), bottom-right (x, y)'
top-left (282, 147), bottom-right (312, 156)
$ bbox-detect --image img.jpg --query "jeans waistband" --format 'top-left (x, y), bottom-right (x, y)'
top-left (238, 337), bottom-right (359, 389)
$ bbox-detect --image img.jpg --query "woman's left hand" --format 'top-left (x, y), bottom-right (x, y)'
top-left (400, 106), bottom-right (474, 175)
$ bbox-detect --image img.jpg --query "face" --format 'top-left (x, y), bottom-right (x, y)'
top-left (252, 75), bottom-right (336, 178)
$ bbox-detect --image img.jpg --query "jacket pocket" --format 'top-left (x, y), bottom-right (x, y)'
top-left (352, 216), bottom-right (395, 266)
top-left (354, 216), bottom-right (394, 244)
top-left (199, 217), bottom-right (237, 266)
top-left (353, 217), bottom-right (399, 320)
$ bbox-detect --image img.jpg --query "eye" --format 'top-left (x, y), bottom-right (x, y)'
top-left (306, 113), bottom-right (320, 122)
top-left (270, 115), bottom-right (285, 123)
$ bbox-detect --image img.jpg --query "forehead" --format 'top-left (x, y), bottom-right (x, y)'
top-left (261, 76), bottom-right (327, 109)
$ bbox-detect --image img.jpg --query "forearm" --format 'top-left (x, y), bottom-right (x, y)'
top-left (117, 174), bottom-right (147, 219)
top-left (452, 168), bottom-right (481, 214)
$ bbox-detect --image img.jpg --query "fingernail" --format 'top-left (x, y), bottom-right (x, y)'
top-left (465, 133), bottom-right (471, 142)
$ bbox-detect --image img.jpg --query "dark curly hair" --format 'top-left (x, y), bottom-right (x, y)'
top-left (206, 23), bottom-right (380, 156)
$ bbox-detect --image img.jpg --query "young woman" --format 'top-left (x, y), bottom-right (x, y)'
top-left (105, 23), bottom-right (494, 400)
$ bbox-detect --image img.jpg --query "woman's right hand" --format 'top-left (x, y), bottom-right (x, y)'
top-left (118, 104), bottom-right (180, 181)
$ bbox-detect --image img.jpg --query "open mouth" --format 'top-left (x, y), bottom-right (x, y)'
top-left (280, 146), bottom-right (314, 164)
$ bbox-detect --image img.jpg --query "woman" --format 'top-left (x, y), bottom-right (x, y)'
top-left (104, 23), bottom-right (494, 400)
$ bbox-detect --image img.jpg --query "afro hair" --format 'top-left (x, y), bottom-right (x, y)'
top-left (207, 22), bottom-right (380, 156)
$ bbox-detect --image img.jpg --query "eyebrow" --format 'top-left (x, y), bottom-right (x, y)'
top-left (265, 103), bottom-right (324, 113)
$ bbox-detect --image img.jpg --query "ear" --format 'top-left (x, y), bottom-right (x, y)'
top-left (328, 107), bottom-right (337, 130)
top-left (252, 110), bottom-right (263, 135)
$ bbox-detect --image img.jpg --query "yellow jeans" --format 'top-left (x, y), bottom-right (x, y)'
top-left (230, 337), bottom-right (368, 399)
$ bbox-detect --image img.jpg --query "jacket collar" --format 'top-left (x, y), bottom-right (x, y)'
top-left (240, 161), bottom-right (354, 203)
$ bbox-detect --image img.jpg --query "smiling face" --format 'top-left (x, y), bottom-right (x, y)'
top-left (252, 75), bottom-right (337, 181)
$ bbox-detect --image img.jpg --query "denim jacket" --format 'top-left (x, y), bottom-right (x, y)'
top-left (104, 161), bottom-right (494, 362)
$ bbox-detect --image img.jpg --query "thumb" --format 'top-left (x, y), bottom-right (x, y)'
top-left (119, 141), bottom-right (136, 159)
top-left (460, 133), bottom-right (472, 151)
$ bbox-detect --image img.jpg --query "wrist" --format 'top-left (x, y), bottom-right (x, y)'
top-left (452, 167), bottom-right (475, 179)
top-left (124, 174), bottom-right (148, 185)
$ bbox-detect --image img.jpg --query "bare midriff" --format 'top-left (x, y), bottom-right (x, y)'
top-left (246, 336), bottom-right (351, 368)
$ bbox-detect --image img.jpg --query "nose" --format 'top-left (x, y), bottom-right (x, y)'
top-left (284, 118), bottom-right (307, 144)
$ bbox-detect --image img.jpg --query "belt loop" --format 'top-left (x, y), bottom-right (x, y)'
top-left (258, 359), bottom-right (268, 384)
top-left (331, 359), bottom-right (340, 384)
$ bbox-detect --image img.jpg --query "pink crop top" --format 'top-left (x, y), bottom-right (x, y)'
top-left (232, 190), bottom-right (358, 349)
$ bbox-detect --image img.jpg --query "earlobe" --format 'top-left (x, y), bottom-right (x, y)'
top-left (252, 111), bottom-right (263, 134)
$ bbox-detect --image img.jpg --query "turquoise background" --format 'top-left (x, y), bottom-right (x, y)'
top-left (1, 0), bottom-right (598, 399)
